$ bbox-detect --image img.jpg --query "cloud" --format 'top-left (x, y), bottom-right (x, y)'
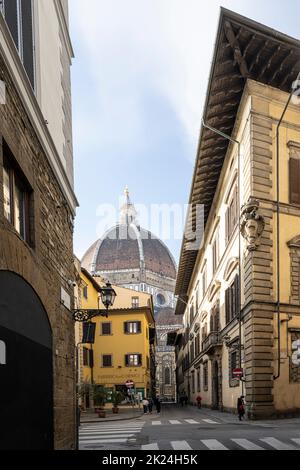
top-left (69, 0), bottom-right (234, 162)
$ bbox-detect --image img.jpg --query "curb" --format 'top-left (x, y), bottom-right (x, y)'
top-left (80, 412), bottom-right (144, 425)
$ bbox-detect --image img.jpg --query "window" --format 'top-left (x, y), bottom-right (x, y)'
top-left (83, 347), bottom-right (93, 367)
top-left (203, 362), bottom-right (208, 391)
top-left (212, 232), bottom-right (219, 273)
top-left (202, 266), bottom-right (207, 297)
top-left (289, 155), bottom-right (300, 204)
top-left (124, 321), bottom-right (141, 334)
top-left (102, 354), bottom-right (113, 367)
top-left (195, 333), bottom-right (200, 357)
top-left (225, 275), bottom-right (240, 325)
top-left (210, 302), bottom-right (220, 333)
top-left (230, 351), bottom-right (238, 378)
top-left (190, 343), bottom-right (194, 363)
top-left (191, 371), bottom-right (195, 394)
top-left (197, 368), bottom-right (201, 392)
top-left (131, 297), bottom-right (139, 308)
top-left (2, 0), bottom-right (35, 88)
top-left (101, 323), bottom-right (112, 336)
top-left (3, 146), bottom-right (32, 243)
top-left (125, 354), bottom-right (142, 367)
top-left (226, 186), bottom-right (238, 242)
top-left (164, 367), bottom-right (171, 385)
top-left (82, 285), bottom-right (88, 299)
top-left (189, 301), bottom-right (195, 325)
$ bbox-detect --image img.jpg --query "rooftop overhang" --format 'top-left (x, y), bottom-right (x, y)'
top-left (175, 8), bottom-right (300, 313)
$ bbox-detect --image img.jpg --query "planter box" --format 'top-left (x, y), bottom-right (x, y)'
top-left (112, 407), bottom-right (119, 414)
top-left (98, 411), bottom-right (106, 418)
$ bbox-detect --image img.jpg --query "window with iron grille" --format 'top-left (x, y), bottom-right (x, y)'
top-left (197, 368), bottom-right (201, 392)
top-left (102, 354), bottom-right (113, 367)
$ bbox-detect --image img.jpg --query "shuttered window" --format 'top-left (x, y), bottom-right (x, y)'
top-left (289, 158), bottom-right (300, 205)
top-left (210, 302), bottom-right (220, 332)
top-left (226, 186), bottom-right (238, 243)
top-left (3, 0), bottom-right (35, 89)
top-left (102, 355), bottom-right (112, 367)
top-left (101, 323), bottom-right (112, 336)
top-left (225, 275), bottom-right (240, 324)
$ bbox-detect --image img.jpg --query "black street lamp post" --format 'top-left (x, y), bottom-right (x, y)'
top-left (73, 282), bottom-right (117, 322)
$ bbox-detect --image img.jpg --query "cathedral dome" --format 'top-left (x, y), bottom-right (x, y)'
top-left (82, 189), bottom-right (177, 281)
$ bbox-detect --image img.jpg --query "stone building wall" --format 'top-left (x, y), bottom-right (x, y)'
top-left (0, 52), bottom-right (76, 449)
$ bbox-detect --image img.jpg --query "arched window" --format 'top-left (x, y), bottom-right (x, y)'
top-left (164, 367), bottom-right (171, 385)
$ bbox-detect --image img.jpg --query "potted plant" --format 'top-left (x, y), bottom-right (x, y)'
top-left (93, 385), bottom-right (107, 417)
top-left (111, 391), bottom-right (124, 414)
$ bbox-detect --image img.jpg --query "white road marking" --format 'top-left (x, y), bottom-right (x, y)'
top-left (152, 421), bottom-right (162, 425)
top-left (80, 438), bottom-right (128, 445)
top-left (260, 438), bottom-right (298, 450)
top-left (291, 439), bottom-right (300, 447)
top-left (142, 443), bottom-right (159, 450)
top-left (231, 439), bottom-right (265, 450)
top-left (171, 441), bottom-right (193, 450)
top-left (184, 419), bottom-right (199, 424)
top-left (201, 439), bottom-right (228, 450)
top-left (202, 419), bottom-right (221, 425)
top-left (169, 420), bottom-right (181, 425)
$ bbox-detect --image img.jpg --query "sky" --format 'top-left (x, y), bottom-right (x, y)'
top-left (70, 0), bottom-right (299, 264)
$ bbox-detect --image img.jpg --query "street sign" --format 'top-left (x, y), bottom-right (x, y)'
top-left (125, 380), bottom-right (135, 389)
top-left (233, 368), bottom-right (244, 378)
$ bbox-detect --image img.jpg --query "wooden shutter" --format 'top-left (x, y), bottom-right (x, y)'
top-left (125, 355), bottom-right (129, 366)
top-left (137, 321), bottom-right (141, 333)
top-left (124, 322), bottom-right (128, 334)
top-left (234, 275), bottom-right (240, 318)
top-left (82, 322), bottom-right (96, 344)
top-left (20, 0), bottom-right (35, 88)
top-left (225, 288), bottom-right (230, 324)
top-left (4, 0), bottom-right (19, 49)
top-left (289, 158), bottom-right (300, 204)
top-left (89, 349), bottom-right (94, 368)
top-left (138, 354), bottom-right (142, 366)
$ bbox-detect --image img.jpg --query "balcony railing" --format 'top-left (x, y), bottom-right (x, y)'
top-left (201, 332), bottom-right (222, 354)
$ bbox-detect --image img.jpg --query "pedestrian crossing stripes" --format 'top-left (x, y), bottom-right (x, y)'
top-left (79, 422), bottom-right (145, 447)
top-left (150, 418), bottom-right (220, 425)
top-left (141, 438), bottom-right (300, 451)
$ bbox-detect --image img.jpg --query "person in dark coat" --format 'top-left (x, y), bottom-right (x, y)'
top-left (237, 396), bottom-right (245, 421)
top-left (148, 397), bottom-right (153, 414)
top-left (155, 396), bottom-right (161, 414)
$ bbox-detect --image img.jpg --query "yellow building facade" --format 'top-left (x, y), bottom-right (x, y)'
top-left (79, 269), bottom-right (155, 404)
top-left (174, 10), bottom-right (300, 419)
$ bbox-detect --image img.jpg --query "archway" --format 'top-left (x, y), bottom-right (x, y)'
top-left (0, 271), bottom-right (53, 450)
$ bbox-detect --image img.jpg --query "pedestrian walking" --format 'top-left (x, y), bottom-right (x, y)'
top-left (148, 397), bottom-right (153, 414)
top-left (237, 396), bottom-right (245, 421)
top-left (184, 394), bottom-right (188, 406)
top-left (196, 395), bottom-right (202, 409)
top-left (143, 398), bottom-right (149, 414)
top-left (155, 396), bottom-right (161, 414)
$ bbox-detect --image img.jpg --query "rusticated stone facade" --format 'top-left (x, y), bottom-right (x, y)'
top-left (0, 50), bottom-right (76, 449)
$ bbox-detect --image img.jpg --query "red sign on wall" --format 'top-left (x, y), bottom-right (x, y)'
top-left (233, 368), bottom-right (244, 378)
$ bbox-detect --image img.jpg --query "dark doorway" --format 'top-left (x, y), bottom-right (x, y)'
top-left (212, 360), bottom-right (220, 410)
top-left (0, 271), bottom-right (53, 450)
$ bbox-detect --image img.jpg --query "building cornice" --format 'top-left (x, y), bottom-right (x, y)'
top-left (54, 0), bottom-right (74, 60)
top-left (0, 15), bottom-right (78, 214)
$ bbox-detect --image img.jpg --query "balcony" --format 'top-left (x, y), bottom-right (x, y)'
top-left (202, 332), bottom-right (222, 355)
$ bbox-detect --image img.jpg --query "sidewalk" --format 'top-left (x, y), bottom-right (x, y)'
top-left (80, 405), bottom-right (144, 424)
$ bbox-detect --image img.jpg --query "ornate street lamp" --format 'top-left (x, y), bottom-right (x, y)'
top-left (73, 282), bottom-right (117, 322)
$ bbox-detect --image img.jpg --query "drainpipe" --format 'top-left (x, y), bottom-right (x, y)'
top-left (201, 120), bottom-right (243, 391)
top-left (274, 90), bottom-right (294, 380)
